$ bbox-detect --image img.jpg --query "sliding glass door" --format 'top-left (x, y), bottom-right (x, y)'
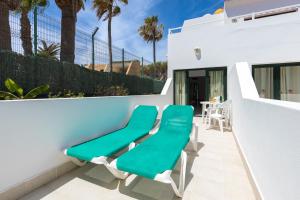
top-left (174, 71), bottom-right (188, 105)
top-left (174, 68), bottom-right (227, 108)
top-left (208, 70), bottom-right (225, 101)
top-left (253, 63), bottom-right (300, 102)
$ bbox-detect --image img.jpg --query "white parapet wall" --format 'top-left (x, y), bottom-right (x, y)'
top-left (0, 79), bottom-right (173, 194)
top-left (231, 62), bottom-right (300, 200)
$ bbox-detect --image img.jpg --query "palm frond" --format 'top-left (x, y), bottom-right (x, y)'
top-left (138, 16), bottom-right (164, 42)
top-left (92, 0), bottom-right (128, 21)
top-left (37, 40), bottom-right (60, 60)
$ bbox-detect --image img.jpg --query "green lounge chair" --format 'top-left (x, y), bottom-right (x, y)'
top-left (109, 105), bottom-right (198, 197)
top-left (64, 105), bottom-right (159, 170)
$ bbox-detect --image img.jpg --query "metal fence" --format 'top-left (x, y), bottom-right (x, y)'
top-left (0, 51), bottom-right (164, 96)
top-left (5, 9), bottom-right (152, 75)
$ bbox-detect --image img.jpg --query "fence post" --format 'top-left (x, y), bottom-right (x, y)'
top-left (92, 27), bottom-right (99, 71)
top-left (33, 6), bottom-right (38, 55)
top-left (141, 57), bottom-right (144, 77)
top-left (122, 48), bottom-right (125, 75)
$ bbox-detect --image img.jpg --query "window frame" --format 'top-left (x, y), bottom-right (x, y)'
top-left (252, 62), bottom-right (300, 100)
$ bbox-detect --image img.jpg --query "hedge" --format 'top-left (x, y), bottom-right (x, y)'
top-left (0, 51), bottom-right (165, 96)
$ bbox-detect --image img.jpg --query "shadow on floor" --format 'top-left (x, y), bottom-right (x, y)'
top-left (21, 143), bottom-right (205, 200)
top-left (117, 142), bottom-right (205, 200)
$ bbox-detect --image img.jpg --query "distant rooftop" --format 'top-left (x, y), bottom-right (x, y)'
top-left (225, 0), bottom-right (300, 17)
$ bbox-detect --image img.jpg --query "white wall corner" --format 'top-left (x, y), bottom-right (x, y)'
top-left (161, 78), bottom-right (173, 95)
top-left (235, 62), bottom-right (260, 99)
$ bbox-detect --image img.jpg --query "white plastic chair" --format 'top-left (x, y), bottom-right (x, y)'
top-left (207, 101), bottom-right (231, 134)
top-left (203, 96), bottom-right (222, 125)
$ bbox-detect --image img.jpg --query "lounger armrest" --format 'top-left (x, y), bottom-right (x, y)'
top-left (149, 120), bottom-right (161, 135)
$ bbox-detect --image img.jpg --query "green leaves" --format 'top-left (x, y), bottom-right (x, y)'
top-left (0, 78), bottom-right (49, 100)
top-left (138, 16), bottom-right (164, 42)
top-left (92, 0), bottom-right (128, 21)
top-left (5, 78), bottom-right (23, 97)
top-left (0, 91), bottom-right (19, 100)
top-left (37, 40), bottom-right (60, 60)
top-left (24, 85), bottom-right (49, 99)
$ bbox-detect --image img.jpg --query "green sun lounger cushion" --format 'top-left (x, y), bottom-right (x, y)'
top-left (116, 105), bottom-right (194, 179)
top-left (66, 105), bottom-right (158, 161)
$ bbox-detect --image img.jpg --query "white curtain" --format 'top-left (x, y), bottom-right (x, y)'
top-left (175, 71), bottom-right (187, 105)
top-left (209, 71), bottom-right (224, 101)
top-left (281, 66), bottom-right (300, 102)
top-left (254, 68), bottom-right (273, 99)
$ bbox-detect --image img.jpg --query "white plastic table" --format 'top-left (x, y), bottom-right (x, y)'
top-left (200, 101), bottom-right (220, 123)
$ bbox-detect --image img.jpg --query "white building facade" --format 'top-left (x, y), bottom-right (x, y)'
top-left (168, 3), bottom-right (300, 110)
top-left (168, 2), bottom-right (300, 200)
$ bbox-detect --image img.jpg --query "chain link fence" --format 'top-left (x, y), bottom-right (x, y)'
top-left (7, 10), bottom-right (153, 74)
top-left (0, 5), bottom-right (164, 96)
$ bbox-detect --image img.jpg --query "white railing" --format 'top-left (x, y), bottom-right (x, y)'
top-left (230, 4), bottom-right (300, 23)
top-left (169, 27), bottom-right (182, 35)
top-left (231, 62), bottom-right (300, 200)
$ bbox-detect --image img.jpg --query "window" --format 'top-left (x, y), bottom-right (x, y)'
top-left (253, 63), bottom-right (300, 102)
top-left (280, 66), bottom-right (300, 102)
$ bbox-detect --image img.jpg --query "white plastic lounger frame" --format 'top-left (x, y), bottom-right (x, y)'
top-left (64, 105), bottom-right (159, 171)
top-left (109, 123), bottom-right (198, 197)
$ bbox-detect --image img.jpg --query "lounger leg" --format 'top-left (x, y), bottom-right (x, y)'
top-left (70, 157), bottom-right (87, 167)
top-left (107, 159), bottom-right (129, 179)
top-left (191, 125), bottom-right (198, 152)
top-left (169, 151), bottom-right (187, 197)
top-left (64, 149), bottom-right (87, 167)
top-left (106, 142), bottom-right (136, 179)
top-left (179, 151), bottom-right (187, 196)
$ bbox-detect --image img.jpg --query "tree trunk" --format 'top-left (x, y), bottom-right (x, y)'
top-left (0, 1), bottom-right (12, 51)
top-left (20, 11), bottom-right (33, 55)
top-left (60, 6), bottom-right (76, 63)
top-left (153, 39), bottom-right (156, 78)
top-left (108, 15), bottom-right (113, 73)
top-left (153, 39), bottom-right (156, 64)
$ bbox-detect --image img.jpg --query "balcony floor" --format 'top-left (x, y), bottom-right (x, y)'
top-left (20, 117), bottom-right (256, 200)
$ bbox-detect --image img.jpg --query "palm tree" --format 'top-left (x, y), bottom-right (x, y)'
top-left (17, 0), bottom-right (48, 56)
top-left (55, 0), bottom-right (85, 63)
top-left (92, 0), bottom-right (128, 73)
top-left (37, 40), bottom-right (60, 60)
top-left (0, 0), bottom-right (19, 51)
top-left (138, 16), bottom-right (164, 65)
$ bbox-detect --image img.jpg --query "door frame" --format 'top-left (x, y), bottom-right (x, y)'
top-left (173, 67), bottom-right (227, 104)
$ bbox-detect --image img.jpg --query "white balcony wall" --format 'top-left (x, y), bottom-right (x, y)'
top-left (0, 79), bottom-right (172, 193)
top-left (231, 62), bottom-right (300, 200)
top-left (168, 11), bottom-right (300, 99)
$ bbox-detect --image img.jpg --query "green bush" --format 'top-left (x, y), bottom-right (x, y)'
top-left (48, 90), bottom-right (85, 98)
top-left (95, 85), bottom-right (129, 96)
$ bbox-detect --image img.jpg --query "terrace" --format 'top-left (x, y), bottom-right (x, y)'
top-left (1, 1), bottom-right (300, 200)
top-left (18, 121), bottom-right (256, 200)
top-left (1, 61), bottom-right (299, 200)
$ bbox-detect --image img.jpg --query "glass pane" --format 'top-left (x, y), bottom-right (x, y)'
top-left (280, 66), bottom-right (300, 102)
top-left (254, 67), bottom-right (274, 99)
top-left (209, 70), bottom-right (224, 101)
top-left (174, 71), bottom-right (187, 105)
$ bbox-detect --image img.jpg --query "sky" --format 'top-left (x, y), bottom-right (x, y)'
top-left (44, 0), bottom-right (224, 62)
